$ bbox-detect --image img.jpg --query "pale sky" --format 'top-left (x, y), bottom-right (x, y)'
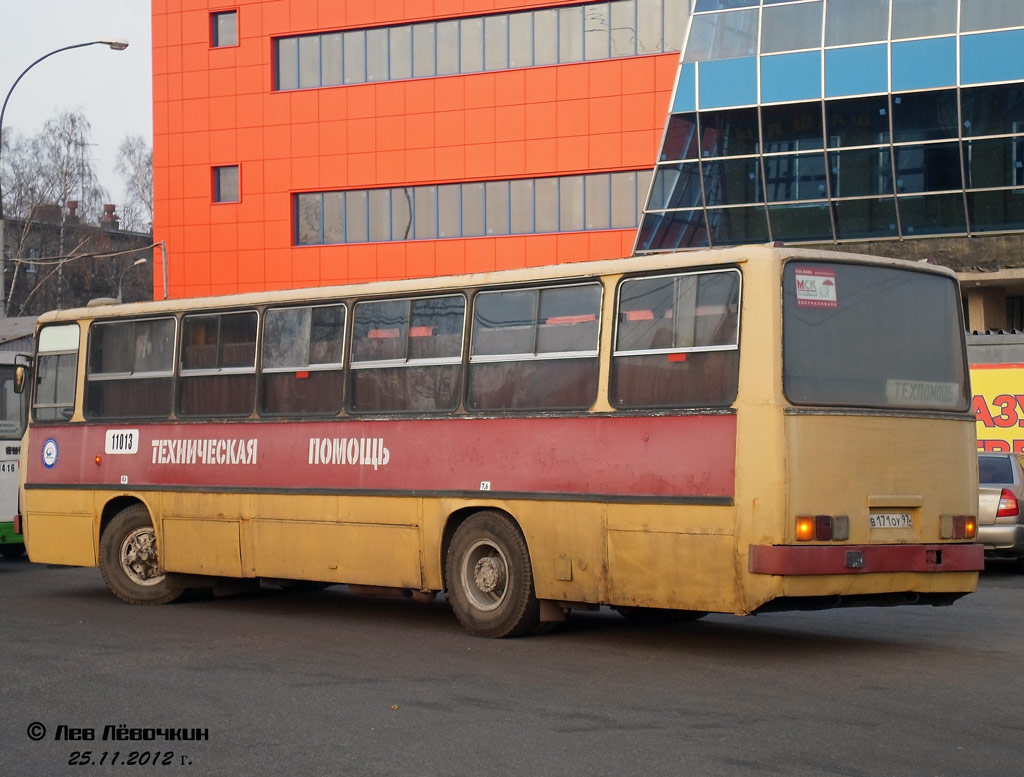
top-left (0, 0), bottom-right (153, 212)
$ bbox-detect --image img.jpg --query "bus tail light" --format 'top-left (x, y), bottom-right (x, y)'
top-left (940, 515), bottom-right (978, 539)
top-left (962, 516), bottom-right (977, 539)
top-left (795, 515), bottom-right (849, 541)
top-left (996, 489), bottom-right (1019, 518)
top-left (796, 517), bottom-right (815, 541)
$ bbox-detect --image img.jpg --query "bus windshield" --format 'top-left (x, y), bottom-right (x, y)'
top-left (0, 365), bottom-right (27, 440)
top-left (782, 261), bottom-right (969, 412)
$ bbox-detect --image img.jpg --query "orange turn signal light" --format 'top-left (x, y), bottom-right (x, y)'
top-left (796, 517), bottom-right (815, 541)
top-left (94, 455), bottom-right (102, 465)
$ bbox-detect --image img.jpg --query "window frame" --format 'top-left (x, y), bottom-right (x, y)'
top-left (177, 309), bottom-right (260, 418)
top-left (32, 323), bottom-right (81, 423)
top-left (470, 282), bottom-right (603, 364)
top-left (213, 165), bottom-right (240, 204)
top-left (347, 293), bottom-right (468, 415)
top-left (84, 316), bottom-right (178, 421)
top-left (466, 281), bottom-right (603, 412)
top-left (211, 9), bottom-right (239, 48)
top-left (259, 303), bottom-right (348, 418)
top-left (610, 267), bottom-right (742, 410)
top-left (261, 303), bottom-right (347, 375)
top-left (612, 268), bottom-right (742, 358)
top-left (350, 294), bottom-right (467, 371)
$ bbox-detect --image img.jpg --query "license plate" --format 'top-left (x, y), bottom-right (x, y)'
top-left (869, 512), bottom-right (913, 529)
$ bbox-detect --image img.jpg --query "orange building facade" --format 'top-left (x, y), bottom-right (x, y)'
top-left (152, 0), bottom-right (684, 298)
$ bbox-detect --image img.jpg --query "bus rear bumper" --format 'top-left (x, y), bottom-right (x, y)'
top-left (749, 543), bottom-right (984, 575)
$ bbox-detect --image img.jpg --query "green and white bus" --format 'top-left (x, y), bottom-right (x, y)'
top-left (0, 352), bottom-right (30, 558)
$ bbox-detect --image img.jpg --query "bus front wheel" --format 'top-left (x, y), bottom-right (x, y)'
top-left (446, 511), bottom-right (540, 638)
top-left (99, 505), bottom-right (184, 605)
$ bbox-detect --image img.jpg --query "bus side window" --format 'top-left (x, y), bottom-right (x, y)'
top-left (348, 294), bottom-right (465, 413)
top-left (260, 304), bottom-right (346, 416)
top-left (611, 270), bottom-right (741, 409)
top-left (85, 318), bottom-right (176, 420)
top-left (33, 324), bottom-right (81, 422)
top-left (468, 283), bottom-right (601, 411)
top-left (178, 311), bottom-right (258, 417)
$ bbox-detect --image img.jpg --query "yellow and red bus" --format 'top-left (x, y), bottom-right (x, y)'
top-left (20, 245), bottom-right (981, 637)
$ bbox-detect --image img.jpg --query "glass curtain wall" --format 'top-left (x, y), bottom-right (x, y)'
top-left (637, 0), bottom-right (1024, 251)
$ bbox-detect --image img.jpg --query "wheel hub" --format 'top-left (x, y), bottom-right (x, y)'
top-left (120, 528), bottom-right (165, 586)
top-left (473, 556), bottom-right (506, 594)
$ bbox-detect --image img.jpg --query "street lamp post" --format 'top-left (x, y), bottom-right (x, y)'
top-left (117, 257), bottom-right (147, 302)
top-left (0, 38), bottom-right (129, 317)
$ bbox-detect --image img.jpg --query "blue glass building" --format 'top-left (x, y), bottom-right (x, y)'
top-left (637, 0), bottom-right (1024, 272)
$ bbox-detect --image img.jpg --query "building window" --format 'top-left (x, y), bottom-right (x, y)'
top-left (212, 11), bottom-right (238, 47)
top-left (213, 165), bottom-right (239, 203)
top-left (294, 171), bottom-right (652, 245)
top-left (273, 0), bottom-right (688, 91)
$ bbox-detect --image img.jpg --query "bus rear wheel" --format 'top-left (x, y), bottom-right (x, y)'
top-left (99, 505), bottom-right (184, 605)
top-left (446, 511), bottom-right (540, 638)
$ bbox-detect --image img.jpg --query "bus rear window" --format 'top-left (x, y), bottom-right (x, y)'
top-left (783, 262), bottom-right (968, 411)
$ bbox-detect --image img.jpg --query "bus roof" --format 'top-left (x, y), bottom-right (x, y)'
top-left (36, 244), bottom-right (958, 325)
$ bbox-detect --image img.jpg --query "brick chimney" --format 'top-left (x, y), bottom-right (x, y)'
top-left (100, 204), bottom-right (120, 231)
top-left (66, 200), bottom-right (79, 222)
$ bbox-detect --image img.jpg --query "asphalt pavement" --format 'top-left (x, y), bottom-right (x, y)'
top-left (2, 556), bottom-right (1021, 777)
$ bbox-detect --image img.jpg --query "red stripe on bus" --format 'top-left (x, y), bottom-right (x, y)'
top-left (26, 415), bottom-right (737, 500)
top-left (969, 363), bottom-right (1024, 369)
top-left (748, 543), bottom-right (983, 575)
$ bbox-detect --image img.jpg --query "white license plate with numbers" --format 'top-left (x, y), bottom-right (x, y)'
top-left (869, 512), bottom-right (913, 529)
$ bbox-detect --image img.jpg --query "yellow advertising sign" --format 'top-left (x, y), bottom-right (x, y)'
top-left (970, 363), bottom-right (1024, 453)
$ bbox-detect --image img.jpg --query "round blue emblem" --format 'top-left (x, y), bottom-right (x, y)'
top-left (42, 438), bottom-right (59, 469)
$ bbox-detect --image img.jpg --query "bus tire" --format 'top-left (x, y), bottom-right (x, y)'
top-left (446, 511), bottom-right (540, 638)
top-left (0, 543), bottom-right (25, 558)
top-left (99, 505), bottom-right (184, 605)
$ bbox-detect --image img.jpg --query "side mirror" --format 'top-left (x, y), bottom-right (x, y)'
top-left (13, 365), bottom-right (27, 395)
